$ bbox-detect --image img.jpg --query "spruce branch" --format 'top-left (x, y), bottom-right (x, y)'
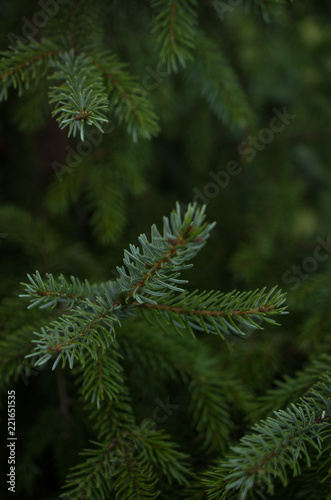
top-left (186, 356), bottom-right (245, 453)
top-left (48, 50), bottom-right (109, 141)
top-left (250, 354), bottom-right (331, 421)
top-left (91, 51), bottom-right (160, 141)
top-left (0, 35), bottom-right (159, 142)
top-left (20, 270), bottom-right (118, 311)
top-left (0, 38), bottom-right (60, 101)
top-left (25, 298), bottom-right (120, 369)
top-left (112, 454), bottom-right (160, 500)
top-left (115, 202), bottom-right (216, 305)
top-left (138, 287), bottom-right (287, 338)
top-left (204, 375), bottom-right (331, 499)
top-left (60, 441), bottom-right (118, 500)
top-left (134, 428), bottom-right (192, 486)
top-left (60, 397), bottom-right (161, 499)
top-left (68, 424), bottom-right (191, 497)
top-left (74, 346), bottom-right (124, 408)
top-left (20, 203), bottom-right (286, 370)
top-left (152, 0), bottom-right (198, 72)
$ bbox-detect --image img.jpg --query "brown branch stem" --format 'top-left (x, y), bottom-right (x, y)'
top-left (135, 302), bottom-right (275, 317)
top-left (170, 0), bottom-right (178, 52)
top-left (48, 304), bottom-right (114, 353)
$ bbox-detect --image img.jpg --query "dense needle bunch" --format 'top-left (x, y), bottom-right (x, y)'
top-left (15, 202), bottom-right (291, 499)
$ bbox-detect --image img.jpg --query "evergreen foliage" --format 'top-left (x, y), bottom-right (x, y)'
top-left (48, 50), bottom-right (109, 141)
top-left (19, 203), bottom-right (286, 371)
top-left (151, 0), bottom-right (198, 73)
top-left (12, 204), bottom-right (286, 499)
top-left (1, 0), bottom-right (331, 499)
top-left (204, 376), bottom-right (331, 499)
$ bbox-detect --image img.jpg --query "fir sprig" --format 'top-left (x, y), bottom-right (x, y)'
top-left (48, 50), bottom-right (109, 141)
top-left (204, 375), bottom-right (331, 499)
top-left (26, 301), bottom-right (120, 369)
top-left (0, 40), bottom-right (159, 142)
top-left (152, 0), bottom-right (198, 72)
top-left (138, 286), bottom-right (287, 338)
top-left (20, 203), bottom-right (287, 370)
top-left (60, 400), bottom-right (192, 499)
top-left (19, 271), bottom-right (117, 311)
top-left (91, 51), bottom-right (160, 141)
top-left (0, 38), bottom-right (60, 101)
top-left (74, 346), bottom-right (124, 407)
top-left (116, 202), bottom-right (216, 304)
top-left (250, 354), bottom-right (331, 421)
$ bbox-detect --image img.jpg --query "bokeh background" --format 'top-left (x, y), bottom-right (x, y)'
top-left (1, 0), bottom-right (331, 498)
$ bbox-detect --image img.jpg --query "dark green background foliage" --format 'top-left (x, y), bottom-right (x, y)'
top-left (1, 1), bottom-right (331, 499)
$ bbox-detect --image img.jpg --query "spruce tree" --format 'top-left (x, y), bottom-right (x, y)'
top-left (1, 1), bottom-right (331, 499)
